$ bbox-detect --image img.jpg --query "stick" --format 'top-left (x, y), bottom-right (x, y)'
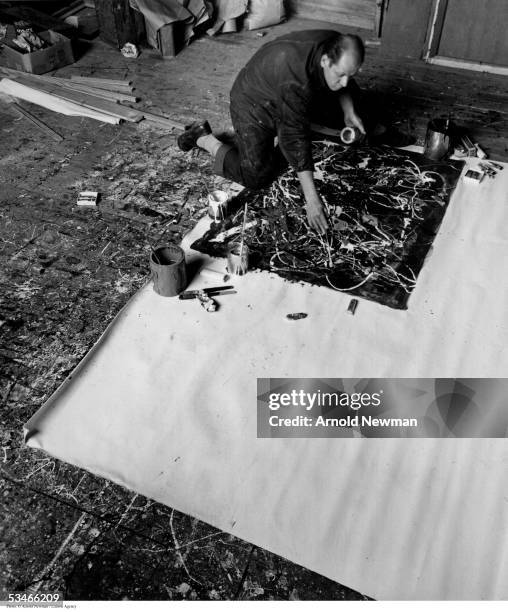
top-left (239, 202), bottom-right (248, 260)
top-left (12, 102), bottom-right (63, 142)
top-left (150, 245), bottom-right (161, 265)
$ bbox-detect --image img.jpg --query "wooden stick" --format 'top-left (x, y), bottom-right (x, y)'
top-left (54, 81), bottom-right (138, 103)
top-left (12, 102), bottom-right (64, 142)
top-left (239, 202), bottom-right (248, 260)
top-left (70, 76), bottom-right (133, 87)
top-left (135, 109), bottom-right (185, 131)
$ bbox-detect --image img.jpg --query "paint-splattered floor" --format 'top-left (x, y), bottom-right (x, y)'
top-left (1, 16), bottom-right (506, 601)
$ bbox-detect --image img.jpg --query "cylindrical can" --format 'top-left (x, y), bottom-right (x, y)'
top-left (150, 244), bottom-right (187, 297)
top-left (340, 126), bottom-right (363, 145)
top-left (227, 242), bottom-right (249, 276)
top-left (208, 190), bottom-right (229, 221)
top-left (423, 118), bottom-right (451, 160)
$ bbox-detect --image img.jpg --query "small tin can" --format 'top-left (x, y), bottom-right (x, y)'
top-left (227, 242), bottom-right (249, 276)
top-left (208, 190), bottom-right (229, 221)
top-left (340, 126), bottom-right (363, 145)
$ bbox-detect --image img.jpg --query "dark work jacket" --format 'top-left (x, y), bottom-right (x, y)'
top-left (230, 30), bottom-right (339, 173)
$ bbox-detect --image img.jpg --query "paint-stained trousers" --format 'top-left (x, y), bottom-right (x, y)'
top-left (213, 80), bottom-right (363, 190)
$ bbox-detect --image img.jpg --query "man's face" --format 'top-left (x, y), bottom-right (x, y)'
top-left (320, 52), bottom-right (361, 91)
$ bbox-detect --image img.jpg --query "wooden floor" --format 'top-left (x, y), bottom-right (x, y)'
top-left (0, 16), bottom-right (507, 602)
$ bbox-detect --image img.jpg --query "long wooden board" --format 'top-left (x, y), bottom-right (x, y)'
top-left (0, 78), bottom-right (121, 124)
top-left (70, 75), bottom-right (134, 89)
top-left (11, 76), bottom-right (143, 122)
top-left (0, 67), bottom-right (138, 103)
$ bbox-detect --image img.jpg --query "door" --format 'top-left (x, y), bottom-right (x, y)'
top-left (427, 0), bottom-right (508, 67)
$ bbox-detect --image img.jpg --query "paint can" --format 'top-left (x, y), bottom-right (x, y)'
top-left (227, 242), bottom-right (249, 276)
top-left (208, 190), bottom-right (229, 221)
top-left (424, 118), bottom-right (451, 160)
top-left (340, 126), bottom-right (363, 145)
top-left (150, 245), bottom-right (187, 297)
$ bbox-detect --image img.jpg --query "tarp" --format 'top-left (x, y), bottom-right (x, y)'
top-left (24, 155), bottom-right (508, 600)
top-left (131, 0), bottom-right (247, 43)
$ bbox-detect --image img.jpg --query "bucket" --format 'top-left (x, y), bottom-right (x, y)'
top-left (150, 245), bottom-right (187, 297)
top-left (424, 118), bottom-right (451, 160)
top-left (227, 242), bottom-right (249, 276)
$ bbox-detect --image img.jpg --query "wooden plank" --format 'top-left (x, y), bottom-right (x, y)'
top-left (69, 76), bottom-right (134, 92)
top-left (12, 102), bottom-right (64, 142)
top-left (58, 82), bottom-right (137, 103)
top-left (428, 56), bottom-right (508, 76)
top-left (10, 76), bottom-right (143, 122)
top-left (0, 67), bottom-right (137, 102)
top-left (0, 78), bottom-right (121, 124)
top-left (70, 76), bottom-right (132, 86)
top-left (287, 0), bottom-right (376, 31)
top-left (424, 0), bottom-right (448, 59)
top-left (158, 23), bottom-right (176, 58)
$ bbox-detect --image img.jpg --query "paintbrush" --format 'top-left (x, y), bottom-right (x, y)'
top-left (239, 202), bottom-right (248, 261)
top-left (150, 245), bottom-right (162, 265)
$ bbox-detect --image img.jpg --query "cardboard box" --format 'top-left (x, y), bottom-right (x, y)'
top-left (1, 30), bottom-right (74, 74)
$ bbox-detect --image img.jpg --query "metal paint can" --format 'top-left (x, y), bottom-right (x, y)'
top-left (227, 242), bottom-right (249, 276)
top-left (424, 118), bottom-right (451, 160)
top-left (340, 126), bottom-right (363, 145)
top-left (208, 190), bottom-right (229, 221)
top-left (150, 244), bottom-right (187, 297)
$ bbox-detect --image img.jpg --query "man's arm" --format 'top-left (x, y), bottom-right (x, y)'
top-left (338, 89), bottom-right (366, 134)
top-left (276, 83), bottom-right (329, 233)
top-left (298, 170), bottom-right (328, 234)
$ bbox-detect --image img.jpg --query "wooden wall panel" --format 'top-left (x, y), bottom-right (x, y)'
top-left (437, 0), bottom-right (508, 66)
top-left (378, 0), bottom-right (434, 58)
top-left (287, 0), bottom-right (377, 32)
top-left (95, 0), bottom-right (145, 48)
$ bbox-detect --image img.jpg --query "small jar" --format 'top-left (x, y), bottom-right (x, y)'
top-left (208, 190), bottom-right (229, 221)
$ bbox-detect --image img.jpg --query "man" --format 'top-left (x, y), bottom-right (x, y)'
top-left (177, 30), bottom-right (366, 233)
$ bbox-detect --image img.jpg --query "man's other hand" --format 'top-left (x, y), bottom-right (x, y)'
top-left (305, 197), bottom-right (329, 234)
top-left (344, 109), bottom-right (366, 135)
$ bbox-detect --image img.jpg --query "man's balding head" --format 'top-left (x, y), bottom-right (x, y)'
top-left (320, 33), bottom-right (364, 91)
top-left (323, 33), bottom-right (365, 66)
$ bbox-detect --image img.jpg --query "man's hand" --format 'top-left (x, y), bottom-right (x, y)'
top-left (344, 109), bottom-right (366, 135)
top-left (305, 196), bottom-right (329, 234)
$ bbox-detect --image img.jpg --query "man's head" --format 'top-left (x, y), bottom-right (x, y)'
top-left (320, 34), bottom-right (365, 91)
